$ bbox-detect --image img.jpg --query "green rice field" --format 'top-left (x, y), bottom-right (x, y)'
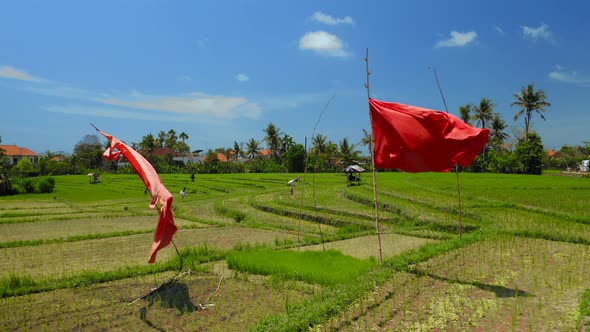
top-left (1, 172), bottom-right (589, 331)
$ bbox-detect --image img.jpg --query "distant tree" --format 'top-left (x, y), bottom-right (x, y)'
top-left (165, 129), bottom-right (178, 148)
top-left (472, 98), bottom-right (495, 129)
top-left (263, 122), bottom-right (281, 159)
top-left (279, 134), bottom-right (295, 158)
top-left (139, 133), bottom-right (156, 158)
top-left (233, 141), bottom-right (243, 161)
top-left (245, 138), bottom-right (261, 158)
top-left (73, 134), bottom-right (103, 170)
top-left (312, 133), bottom-right (328, 154)
top-left (0, 136), bottom-right (7, 171)
top-left (338, 137), bottom-right (359, 165)
top-left (179, 131), bottom-right (189, 142)
top-left (511, 83), bottom-right (551, 142)
top-left (174, 141), bottom-right (190, 155)
top-left (515, 132), bottom-right (544, 174)
top-left (156, 130), bottom-right (167, 148)
top-left (489, 113), bottom-right (509, 151)
top-left (361, 129), bottom-right (372, 156)
top-left (14, 158), bottom-right (35, 176)
top-left (459, 104), bottom-right (472, 124)
top-left (283, 144), bottom-right (306, 172)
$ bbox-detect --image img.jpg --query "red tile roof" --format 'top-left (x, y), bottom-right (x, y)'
top-left (0, 145), bottom-right (38, 156)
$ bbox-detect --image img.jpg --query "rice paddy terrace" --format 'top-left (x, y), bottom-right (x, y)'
top-left (1, 172), bottom-right (589, 331)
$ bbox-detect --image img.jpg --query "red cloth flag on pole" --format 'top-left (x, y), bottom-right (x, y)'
top-left (369, 98), bottom-right (489, 172)
top-left (96, 128), bottom-right (177, 263)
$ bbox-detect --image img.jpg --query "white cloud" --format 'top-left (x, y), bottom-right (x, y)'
top-left (0, 66), bottom-right (43, 82)
top-left (494, 26), bottom-right (504, 34)
top-left (196, 38), bottom-right (208, 49)
top-left (236, 73), bottom-right (249, 82)
top-left (435, 31), bottom-right (477, 48)
top-left (522, 24), bottom-right (552, 41)
top-left (312, 11), bottom-right (354, 25)
top-left (97, 91), bottom-right (260, 119)
top-left (299, 31), bottom-right (348, 57)
top-left (548, 68), bottom-right (590, 86)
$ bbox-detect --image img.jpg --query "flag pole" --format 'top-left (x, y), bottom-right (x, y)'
top-left (430, 66), bottom-right (463, 238)
top-left (365, 48), bottom-right (383, 265)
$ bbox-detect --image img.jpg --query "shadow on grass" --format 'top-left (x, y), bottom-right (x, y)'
top-left (411, 269), bottom-right (533, 298)
top-left (139, 282), bottom-right (195, 330)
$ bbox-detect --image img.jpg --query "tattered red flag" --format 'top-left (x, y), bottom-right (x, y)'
top-left (369, 98), bottom-right (489, 172)
top-left (96, 128), bottom-right (177, 263)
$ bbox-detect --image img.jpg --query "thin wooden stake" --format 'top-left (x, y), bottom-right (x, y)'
top-left (365, 48), bottom-right (383, 265)
top-left (455, 168), bottom-right (463, 238)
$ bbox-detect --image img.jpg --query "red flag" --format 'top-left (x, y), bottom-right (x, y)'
top-left (369, 98), bottom-right (489, 172)
top-left (96, 128), bottom-right (177, 263)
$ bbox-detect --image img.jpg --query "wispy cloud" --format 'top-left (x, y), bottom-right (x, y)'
top-left (435, 31), bottom-right (477, 48)
top-left (196, 38), bottom-right (208, 49)
top-left (494, 26), bottom-right (504, 34)
top-left (311, 11), bottom-right (354, 25)
top-left (522, 23), bottom-right (552, 41)
top-left (262, 92), bottom-right (331, 110)
top-left (236, 73), bottom-right (249, 82)
top-left (98, 91), bottom-right (260, 119)
top-left (299, 31), bottom-right (348, 57)
top-left (548, 66), bottom-right (590, 86)
top-left (0, 66), bottom-right (44, 82)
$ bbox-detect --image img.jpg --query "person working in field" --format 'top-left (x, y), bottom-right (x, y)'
top-left (287, 176), bottom-right (300, 195)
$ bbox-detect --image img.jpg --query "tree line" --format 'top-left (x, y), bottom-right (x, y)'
top-left (1, 83), bottom-right (589, 184)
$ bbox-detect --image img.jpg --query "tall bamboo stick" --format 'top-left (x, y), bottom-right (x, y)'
top-left (365, 48), bottom-right (383, 265)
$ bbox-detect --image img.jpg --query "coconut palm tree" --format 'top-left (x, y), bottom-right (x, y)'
top-left (179, 131), bottom-right (189, 142)
top-left (233, 141), bottom-right (242, 161)
top-left (490, 113), bottom-right (509, 151)
top-left (458, 104), bottom-right (472, 124)
top-left (472, 98), bottom-right (495, 129)
top-left (338, 137), bottom-right (359, 165)
top-left (156, 130), bottom-right (167, 148)
top-left (245, 138), bottom-right (260, 159)
top-left (263, 122), bottom-right (281, 159)
top-left (361, 128), bottom-right (372, 155)
top-left (511, 83), bottom-right (551, 142)
top-left (311, 133), bottom-right (328, 154)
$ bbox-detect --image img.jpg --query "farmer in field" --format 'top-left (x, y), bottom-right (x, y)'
top-left (287, 176), bottom-right (300, 195)
top-left (180, 186), bottom-right (186, 200)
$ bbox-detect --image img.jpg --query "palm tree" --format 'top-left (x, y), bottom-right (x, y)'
top-left (458, 104), bottom-right (472, 124)
top-left (490, 113), bottom-right (509, 151)
top-left (311, 133), bottom-right (328, 154)
top-left (245, 138), bottom-right (260, 159)
top-left (139, 133), bottom-right (156, 157)
top-left (179, 131), bottom-right (189, 142)
top-left (360, 129), bottom-right (372, 155)
top-left (165, 129), bottom-right (178, 148)
top-left (263, 123), bottom-right (281, 159)
top-left (156, 130), bottom-right (167, 148)
top-left (472, 98), bottom-right (495, 129)
top-left (233, 141), bottom-right (242, 161)
top-left (338, 137), bottom-right (359, 165)
top-left (511, 83), bottom-right (551, 142)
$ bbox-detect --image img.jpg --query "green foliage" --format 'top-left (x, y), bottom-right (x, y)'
top-left (227, 249), bottom-right (377, 286)
top-left (515, 132), bottom-right (544, 174)
top-left (283, 143), bottom-right (305, 173)
top-left (9, 176), bottom-right (55, 194)
top-left (14, 158), bottom-right (35, 176)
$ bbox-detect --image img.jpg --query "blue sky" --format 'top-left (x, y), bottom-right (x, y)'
top-left (1, 0), bottom-right (589, 155)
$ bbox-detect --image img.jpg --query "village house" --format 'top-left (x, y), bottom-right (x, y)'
top-left (0, 145), bottom-right (39, 167)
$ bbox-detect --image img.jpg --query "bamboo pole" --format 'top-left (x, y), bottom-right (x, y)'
top-left (430, 66), bottom-right (463, 238)
top-left (365, 48), bottom-right (383, 265)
